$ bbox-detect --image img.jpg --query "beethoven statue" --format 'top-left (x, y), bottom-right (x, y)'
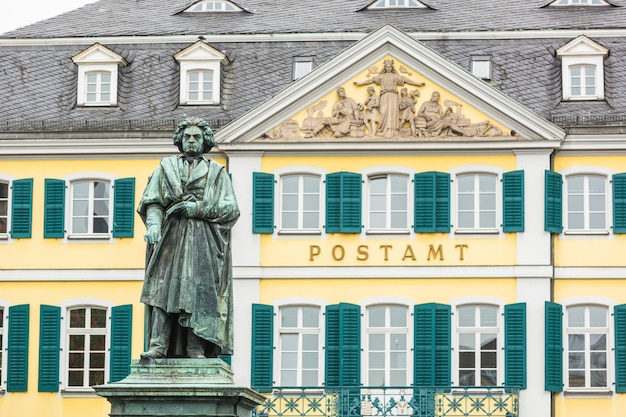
top-left (138, 117), bottom-right (240, 359)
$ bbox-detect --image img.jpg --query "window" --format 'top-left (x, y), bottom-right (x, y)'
top-left (66, 306), bottom-right (107, 388)
top-left (367, 0), bottom-right (426, 8)
top-left (367, 174), bottom-right (409, 232)
top-left (184, 0), bottom-right (242, 12)
top-left (457, 304), bottom-right (499, 386)
top-left (280, 174), bottom-right (321, 232)
top-left (471, 56), bottom-right (492, 80)
top-left (70, 180), bottom-right (111, 236)
top-left (293, 58), bottom-right (314, 80)
top-left (187, 70), bottom-right (214, 102)
top-left (175, 41), bottom-right (226, 105)
top-left (557, 36), bottom-right (608, 101)
top-left (0, 181), bottom-right (7, 237)
top-left (565, 305), bottom-right (609, 390)
top-left (366, 305), bottom-right (409, 386)
top-left (550, 0), bottom-right (608, 5)
top-left (72, 44), bottom-right (126, 107)
top-left (456, 173), bottom-right (498, 232)
top-left (565, 174), bottom-right (608, 233)
top-left (278, 306), bottom-right (321, 386)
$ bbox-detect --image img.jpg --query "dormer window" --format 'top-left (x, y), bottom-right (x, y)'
top-left (557, 36), bottom-right (608, 101)
top-left (293, 57), bottom-right (315, 80)
top-left (549, 0), bottom-right (608, 5)
top-left (72, 44), bottom-right (126, 107)
top-left (367, 0), bottom-right (426, 8)
top-left (174, 41), bottom-right (227, 105)
top-left (471, 56), bottom-right (492, 81)
top-left (184, 0), bottom-right (242, 12)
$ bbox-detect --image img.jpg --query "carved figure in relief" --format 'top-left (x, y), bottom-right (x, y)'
top-left (363, 86), bottom-right (380, 135)
top-left (398, 88), bottom-right (419, 137)
top-left (354, 59), bottom-right (424, 138)
top-left (312, 87), bottom-right (363, 138)
top-left (416, 91), bottom-right (465, 137)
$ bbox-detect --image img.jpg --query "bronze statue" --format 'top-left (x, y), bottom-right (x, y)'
top-left (138, 117), bottom-right (239, 360)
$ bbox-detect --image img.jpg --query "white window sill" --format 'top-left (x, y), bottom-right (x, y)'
top-left (79, 102), bottom-right (117, 107)
top-left (365, 229), bottom-right (410, 235)
top-left (563, 388), bottom-right (613, 397)
top-left (67, 234), bottom-right (112, 240)
top-left (562, 96), bottom-right (603, 101)
top-left (454, 228), bottom-right (500, 235)
top-left (180, 101), bottom-right (219, 106)
top-left (563, 229), bottom-right (609, 235)
top-left (61, 387), bottom-right (98, 398)
top-left (278, 229), bottom-right (322, 235)
top-left (0, 234), bottom-right (8, 240)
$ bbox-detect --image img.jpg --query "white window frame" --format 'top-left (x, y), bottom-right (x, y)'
top-left (293, 57), bottom-right (315, 81)
top-left (451, 166), bottom-right (503, 235)
top-left (275, 167), bottom-right (326, 235)
top-left (451, 297), bottom-right (505, 387)
top-left (59, 298), bottom-right (113, 396)
top-left (65, 172), bottom-right (115, 240)
top-left (562, 297), bottom-right (615, 394)
top-left (549, 0), bottom-right (609, 5)
top-left (274, 298), bottom-right (326, 387)
top-left (359, 297), bottom-right (415, 386)
top-left (363, 167), bottom-right (413, 235)
top-left (561, 167), bottom-right (613, 236)
top-left (471, 56), bottom-right (492, 80)
top-left (367, 0), bottom-right (427, 9)
top-left (557, 36), bottom-right (608, 101)
top-left (0, 300), bottom-right (8, 394)
top-left (175, 41), bottom-right (226, 105)
top-left (184, 0), bottom-right (243, 12)
top-left (0, 174), bottom-right (14, 241)
top-left (72, 44), bottom-right (126, 107)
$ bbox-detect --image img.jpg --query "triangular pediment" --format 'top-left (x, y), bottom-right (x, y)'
top-left (217, 25), bottom-right (565, 146)
top-left (556, 35), bottom-right (609, 57)
top-left (174, 41), bottom-right (227, 63)
top-left (72, 43), bottom-right (127, 65)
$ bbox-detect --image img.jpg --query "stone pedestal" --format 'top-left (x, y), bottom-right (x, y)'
top-left (94, 359), bottom-right (265, 417)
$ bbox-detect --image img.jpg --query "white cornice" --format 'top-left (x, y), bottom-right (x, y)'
top-left (3, 29), bottom-right (626, 47)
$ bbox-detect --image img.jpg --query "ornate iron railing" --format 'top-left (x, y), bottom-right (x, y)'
top-left (254, 386), bottom-right (519, 417)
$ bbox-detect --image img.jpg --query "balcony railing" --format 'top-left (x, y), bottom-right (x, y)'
top-left (254, 386), bottom-right (519, 417)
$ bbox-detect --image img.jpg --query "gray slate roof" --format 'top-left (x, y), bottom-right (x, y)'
top-left (2, 0), bottom-right (626, 132)
top-left (2, 0), bottom-right (626, 38)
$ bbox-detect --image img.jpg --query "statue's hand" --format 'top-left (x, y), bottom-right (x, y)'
top-left (183, 201), bottom-right (200, 218)
top-left (144, 224), bottom-right (161, 244)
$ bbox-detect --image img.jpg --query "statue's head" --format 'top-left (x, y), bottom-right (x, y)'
top-left (172, 117), bottom-right (215, 154)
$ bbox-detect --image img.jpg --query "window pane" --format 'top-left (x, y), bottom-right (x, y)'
top-left (73, 200), bottom-right (89, 216)
top-left (589, 306), bottom-right (606, 327)
top-left (481, 370), bottom-right (497, 386)
top-left (481, 334), bottom-right (497, 350)
top-left (369, 306), bottom-right (385, 327)
top-left (369, 352), bottom-right (385, 368)
top-left (90, 334), bottom-right (106, 350)
top-left (590, 352), bottom-right (606, 368)
top-left (370, 212), bottom-right (386, 229)
top-left (302, 176), bottom-right (319, 192)
top-left (93, 201), bottom-right (110, 216)
top-left (302, 334), bottom-right (318, 350)
top-left (568, 307), bottom-right (585, 327)
top-left (479, 175), bottom-right (496, 192)
top-left (302, 212), bottom-right (318, 229)
top-left (481, 352), bottom-right (497, 368)
top-left (282, 352), bottom-right (297, 368)
top-left (458, 212), bottom-right (474, 228)
top-left (390, 175), bottom-right (406, 192)
top-left (457, 176), bottom-right (474, 192)
top-left (370, 195), bottom-right (386, 211)
top-left (459, 351), bottom-right (475, 368)
top-left (480, 194), bottom-right (496, 210)
top-left (0, 183), bottom-right (9, 198)
top-left (89, 371), bottom-right (104, 386)
top-left (480, 306), bottom-right (497, 327)
top-left (458, 194), bottom-right (474, 210)
top-left (479, 212), bottom-right (496, 228)
top-left (302, 307), bottom-right (319, 327)
top-left (589, 195), bottom-right (605, 212)
top-left (390, 333), bottom-right (406, 350)
top-left (569, 371), bottom-right (585, 387)
top-left (281, 370), bottom-right (297, 386)
top-left (69, 335), bottom-right (85, 350)
top-left (70, 308), bottom-right (86, 328)
top-left (282, 212), bottom-right (298, 228)
top-left (391, 194), bottom-right (407, 210)
top-left (369, 334), bottom-right (385, 350)
top-left (281, 307), bottom-right (298, 327)
top-left (591, 371), bottom-right (607, 387)
top-left (93, 182), bottom-right (109, 198)
top-left (302, 352), bottom-right (318, 368)
top-left (589, 213), bottom-right (605, 229)
top-left (93, 217), bottom-right (109, 233)
top-left (281, 334), bottom-right (298, 351)
top-left (568, 195), bottom-right (584, 212)
top-left (459, 370), bottom-right (475, 386)
top-left (90, 352), bottom-right (105, 368)
top-left (390, 351), bottom-right (406, 368)
top-left (370, 177), bottom-right (386, 193)
top-left (390, 370), bottom-right (406, 386)
top-left (282, 176), bottom-right (298, 193)
top-left (459, 333), bottom-right (475, 350)
top-left (303, 194), bottom-right (319, 210)
top-left (91, 309), bottom-right (106, 328)
top-left (569, 352), bottom-right (585, 369)
top-left (568, 213), bottom-right (584, 230)
top-left (69, 353), bottom-right (84, 369)
top-left (590, 334), bottom-right (606, 351)
top-left (302, 370), bottom-right (318, 386)
top-left (458, 306), bottom-right (475, 327)
top-left (390, 306), bottom-right (406, 327)
top-left (282, 195), bottom-right (298, 211)
top-left (68, 371), bottom-right (84, 386)
top-left (73, 182), bottom-right (90, 198)
top-left (369, 370), bottom-right (384, 386)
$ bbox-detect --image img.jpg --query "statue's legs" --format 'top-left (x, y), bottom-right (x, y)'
top-left (186, 331), bottom-right (210, 358)
top-left (141, 307), bottom-right (171, 359)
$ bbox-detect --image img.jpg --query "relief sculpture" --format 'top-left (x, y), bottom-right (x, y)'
top-left (265, 59), bottom-right (507, 141)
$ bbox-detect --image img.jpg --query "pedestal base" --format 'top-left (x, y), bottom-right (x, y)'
top-left (94, 359), bottom-right (265, 417)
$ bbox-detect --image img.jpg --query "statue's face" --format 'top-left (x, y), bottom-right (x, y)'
top-left (182, 126), bottom-right (204, 157)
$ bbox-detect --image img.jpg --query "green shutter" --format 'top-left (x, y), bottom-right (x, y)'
top-left (44, 179), bottom-right (65, 238)
top-left (252, 172), bottom-right (274, 234)
top-left (414, 303), bottom-right (451, 387)
top-left (7, 304), bottom-right (29, 392)
top-left (414, 172), bottom-right (450, 233)
top-left (544, 171), bottom-right (562, 233)
top-left (615, 304), bottom-right (626, 393)
top-left (251, 304), bottom-right (274, 389)
top-left (504, 303), bottom-right (526, 389)
top-left (325, 303), bottom-right (361, 386)
top-left (110, 304), bottom-right (133, 382)
top-left (503, 170), bottom-right (525, 232)
top-left (38, 305), bottom-right (60, 392)
top-left (612, 174), bottom-right (626, 234)
top-left (326, 172), bottom-right (362, 233)
top-left (10, 178), bottom-right (33, 238)
top-left (112, 178), bottom-right (135, 238)
top-left (545, 301), bottom-right (563, 392)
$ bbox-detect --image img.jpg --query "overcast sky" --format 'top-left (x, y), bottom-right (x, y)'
top-left (1, 0), bottom-right (97, 34)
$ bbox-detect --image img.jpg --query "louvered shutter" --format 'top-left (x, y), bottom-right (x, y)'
top-left (326, 172), bottom-right (362, 233)
top-left (414, 172), bottom-right (450, 233)
top-left (7, 304), bottom-right (29, 392)
top-left (325, 303), bottom-right (361, 386)
top-left (110, 304), bottom-right (133, 382)
top-left (504, 303), bottom-right (526, 389)
top-left (112, 178), bottom-right (135, 238)
top-left (252, 173), bottom-right (274, 233)
top-left (38, 305), bottom-right (60, 392)
top-left (544, 171), bottom-right (562, 233)
top-left (10, 179), bottom-right (33, 238)
top-left (545, 301), bottom-right (563, 392)
top-left (614, 304), bottom-right (626, 393)
top-left (44, 179), bottom-right (65, 238)
top-left (251, 304), bottom-right (274, 389)
top-left (502, 170), bottom-right (524, 232)
top-left (612, 174), bottom-right (626, 234)
top-left (413, 303), bottom-right (451, 387)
